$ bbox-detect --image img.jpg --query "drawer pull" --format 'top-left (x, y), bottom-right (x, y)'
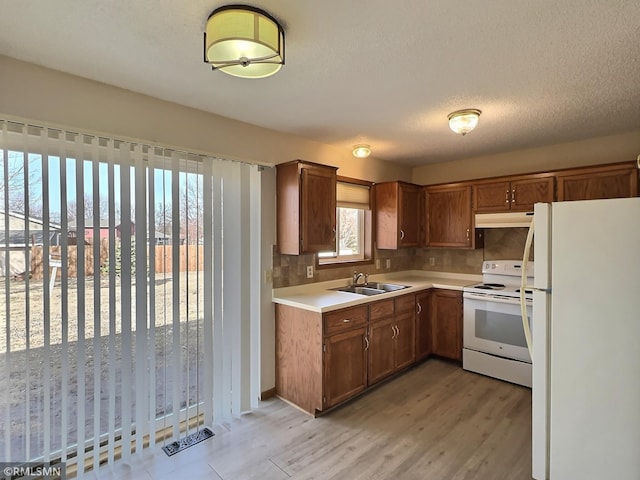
top-left (342, 318), bottom-right (351, 323)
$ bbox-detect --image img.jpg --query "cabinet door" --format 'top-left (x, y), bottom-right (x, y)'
top-left (394, 312), bottom-right (416, 370)
top-left (398, 183), bottom-right (420, 247)
top-left (557, 167), bottom-right (638, 201)
top-left (415, 291), bottom-right (432, 361)
top-left (323, 327), bottom-right (368, 408)
top-left (368, 317), bottom-right (396, 385)
top-left (431, 290), bottom-right (462, 361)
top-left (511, 176), bottom-right (554, 211)
top-left (301, 167), bottom-right (336, 253)
top-left (424, 185), bottom-right (473, 248)
top-left (473, 181), bottom-right (511, 212)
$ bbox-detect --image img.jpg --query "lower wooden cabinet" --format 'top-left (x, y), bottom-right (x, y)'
top-left (431, 289), bottom-right (463, 361)
top-left (323, 327), bottom-right (368, 408)
top-left (393, 295), bottom-right (416, 370)
top-left (368, 295), bottom-right (416, 386)
top-left (275, 288), bottom-right (459, 415)
top-left (368, 315), bottom-right (396, 385)
top-left (415, 290), bottom-right (432, 360)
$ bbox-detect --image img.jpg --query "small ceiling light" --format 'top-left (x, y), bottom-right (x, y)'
top-left (448, 109), bottom-right (482, 135)
top-left (204, 5), bottom-right (285, 79)
top-left (352, 144), bottom-right (371, 158)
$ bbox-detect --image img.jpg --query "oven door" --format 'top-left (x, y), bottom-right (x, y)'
top-left (463, 292), bottom-right (532, 363)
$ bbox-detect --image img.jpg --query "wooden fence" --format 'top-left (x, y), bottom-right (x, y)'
top-left (153, 245), bottom-right (205, 273)
top-left (28, 241), bottom-right (204, 279)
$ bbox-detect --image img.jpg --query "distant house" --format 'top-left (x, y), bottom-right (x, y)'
top-left (70, 219), bottom-right (182, 245)
top-left (0, 210), bottom-right (61, 276)
top-left (68, 219), bottom-right (113, 242)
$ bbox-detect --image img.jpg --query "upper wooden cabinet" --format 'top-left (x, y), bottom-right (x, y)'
top-left (473, 174), bottom-right (554, 213)
top-left (555, 162), bottom-right (638, 202)
top-left (375, 181), bottom-right (420, 249)
top-left (276, 160), bottom-right (337, 255)
top-left (423, 184), bottom-right (481, 248)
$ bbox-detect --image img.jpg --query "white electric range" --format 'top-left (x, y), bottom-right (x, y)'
top-left (462, 260), bottom-right (533, 387)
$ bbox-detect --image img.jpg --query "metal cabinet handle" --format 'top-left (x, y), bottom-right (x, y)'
top-left (342, 318), bottom-right (351, 323)
top-left (395, 325), bottom-right (400, 337)
top-left (400, 229), bottom-right (405, 240)
top-left (511, 188), bottom-right (516, 204)
top-left (331, 227), bottom-right (336, 241)
top-left (505, 191), bottom-right (510, 204)
top-left (364, 336), bottom-right (370, 351)
top-left (466, 228), bottom-right (470, 240)
top-left (417, 302), bottom-right (422, 314)
top-left (391, 325), bottom-right (396, 338)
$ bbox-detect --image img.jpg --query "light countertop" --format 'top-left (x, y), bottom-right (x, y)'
top-left (272, 270), bottom-right (482, 313)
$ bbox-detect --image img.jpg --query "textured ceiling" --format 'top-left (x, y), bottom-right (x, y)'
top-left (0, 0), bottom-right (639, 166)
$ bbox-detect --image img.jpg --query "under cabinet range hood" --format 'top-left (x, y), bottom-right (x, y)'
top-left (475, 211), bottom-right (534, 228)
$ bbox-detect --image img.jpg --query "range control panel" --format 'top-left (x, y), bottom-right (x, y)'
top-left (482, 260), bottom-right (533, 277)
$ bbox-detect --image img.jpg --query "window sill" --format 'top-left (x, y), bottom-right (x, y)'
top-left (316, 257), bottom-right (373, 270)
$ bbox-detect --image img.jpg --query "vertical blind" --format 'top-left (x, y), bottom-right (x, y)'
top-left (0, 119), bottom-right (260, 476)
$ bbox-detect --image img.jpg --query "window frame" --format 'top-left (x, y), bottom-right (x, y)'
top-left (317, 177), bottom-right (374, 268)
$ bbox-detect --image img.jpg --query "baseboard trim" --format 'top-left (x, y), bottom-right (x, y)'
top-left (260, 387), bottom-right (276, 400)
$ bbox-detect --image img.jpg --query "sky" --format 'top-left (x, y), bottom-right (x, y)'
top-left (1, 149), bottom-right (195, 225)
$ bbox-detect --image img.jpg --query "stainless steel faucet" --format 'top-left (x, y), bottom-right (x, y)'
top-left (353, 271), bottom-right (368, 286)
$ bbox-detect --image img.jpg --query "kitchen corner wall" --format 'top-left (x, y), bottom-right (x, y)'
top-left (272, 227), bottom-right (532, 287)
top-left (416, 227), bottom-right (533, 274)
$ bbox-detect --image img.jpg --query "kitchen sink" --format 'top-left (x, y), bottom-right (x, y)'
top-left (365, 282), bottom-right (410, 292)
top-left (332, 285), bottom-right (385, 296)
top-left (331, 282), bottom-right (410, 296)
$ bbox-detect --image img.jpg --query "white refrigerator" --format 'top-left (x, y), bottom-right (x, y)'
top-left (528, 197), bottom-right (640, 480)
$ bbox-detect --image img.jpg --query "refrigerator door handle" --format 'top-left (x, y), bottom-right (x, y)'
top-left (520, 216), bottom-right (535, 357)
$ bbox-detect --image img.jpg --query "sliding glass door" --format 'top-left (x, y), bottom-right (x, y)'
top-left (0, 120), bottom-right (260, 476)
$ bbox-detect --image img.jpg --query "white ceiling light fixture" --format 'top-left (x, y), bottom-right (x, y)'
top-left (352, 144), bottom-right (371, 158)
top-left (204, 5), bottom-right (285, 79)
top-left (448, 109), bottom-right (482, 136)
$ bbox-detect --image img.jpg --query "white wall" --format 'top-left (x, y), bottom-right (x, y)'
top-left (260, 168), bottom-right (277, 394)
top-left (413, 131), bottom-right (640, 185)
top-left (0, 55), bottom-right (412, 184)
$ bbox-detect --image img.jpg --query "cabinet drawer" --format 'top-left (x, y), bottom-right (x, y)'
top-left (369, 299), bottom-right (394, 321)
top-left (324, 305), bottom-right (368, 335)
top-left (394, 294), bottom-right (415, 314)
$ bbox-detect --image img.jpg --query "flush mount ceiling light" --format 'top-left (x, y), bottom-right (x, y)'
top-left (448, 109), bottom-right (482, 135)
top-left (204, 5), bottom-right (285, 79)
top-left (352, 144), bottom-right (371, 158)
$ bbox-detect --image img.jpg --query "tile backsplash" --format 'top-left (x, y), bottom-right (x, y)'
top-left (272, 228), bottom-right (533, 287)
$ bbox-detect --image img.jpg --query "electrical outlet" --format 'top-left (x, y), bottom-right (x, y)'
top-left (375, 259), bottom-right (380, 270)
top-left (385, 259), bottom-right (391, 269)
top-left (306, 265), bottom-right (314, 278)
top-left (429, 257), bottom-right (435, 266)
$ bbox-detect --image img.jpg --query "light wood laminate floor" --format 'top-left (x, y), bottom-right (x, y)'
top-left (87, 359), bottom-right (532, 480)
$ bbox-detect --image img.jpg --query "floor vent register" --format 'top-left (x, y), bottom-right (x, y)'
top-left (162, 428), bottom-right (215, 456)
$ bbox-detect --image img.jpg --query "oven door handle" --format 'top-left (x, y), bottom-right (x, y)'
top-left (521, 216), bottom-right (535, 358)
top-left (463, 292), bottom-right (531, 306)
